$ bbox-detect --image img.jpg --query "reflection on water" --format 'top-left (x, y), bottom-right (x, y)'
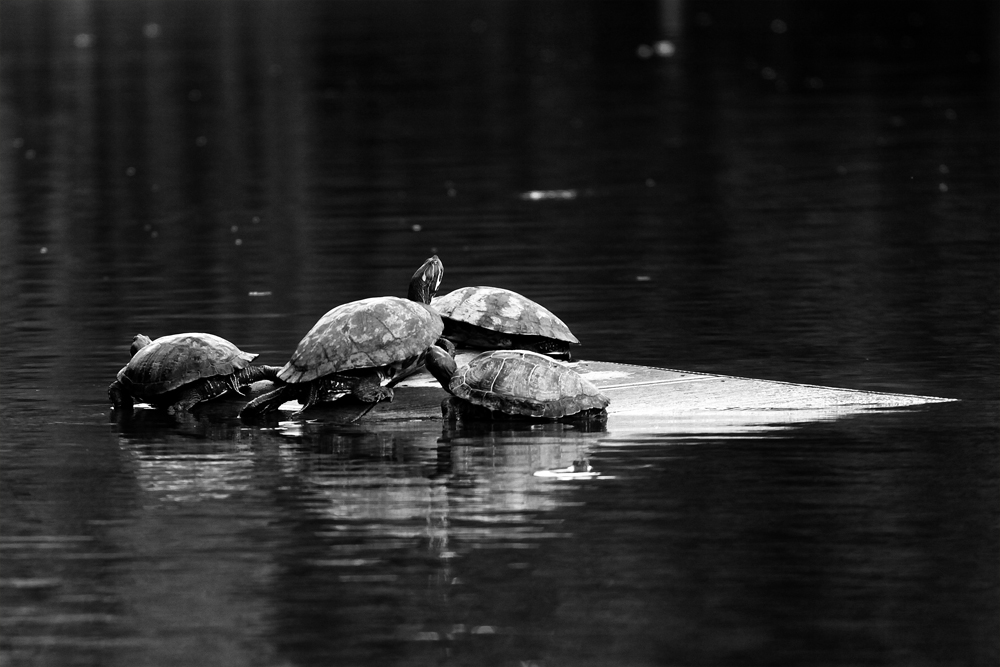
top-left (110, 419), bottom-right (613, 663)
top-left (1, 0), bottom-right (997, 665)
top-left (4, 401), bottom-right (993, 666)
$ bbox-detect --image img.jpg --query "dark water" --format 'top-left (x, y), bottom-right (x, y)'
top-left (1, 1), bottom-right (998, 665)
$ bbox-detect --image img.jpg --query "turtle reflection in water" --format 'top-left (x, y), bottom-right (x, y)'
top-left (431, 286), bottom-right (579, 360)
top-left (108, 333), bottom-right (281, 414)
top-left (240, 256), bottom-right (446, 419)
top-left (424, 346), bottom-right (609, 423)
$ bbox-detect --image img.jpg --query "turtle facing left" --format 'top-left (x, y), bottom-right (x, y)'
top-left (108, 332), bottom-right (281, 413)
top-left (423, 345), bottom-right (609, 422)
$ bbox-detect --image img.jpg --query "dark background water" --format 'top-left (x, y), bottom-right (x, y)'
top-left (1, 1), bottom-right (998, 665)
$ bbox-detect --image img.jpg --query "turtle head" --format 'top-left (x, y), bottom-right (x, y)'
top-left (424, 344), bottom-right (457, 391)
top-left (407, 255), bottom-right (444, 304)
top-left (130, 334), bottom-right (153, 357)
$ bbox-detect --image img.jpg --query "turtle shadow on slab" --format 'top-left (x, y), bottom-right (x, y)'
top-left (108, 333), bottom-right (282, 414)
top-left (240, 255), bottom-right (447, 422)
top-left (424, 345), bottom-right (610, 423)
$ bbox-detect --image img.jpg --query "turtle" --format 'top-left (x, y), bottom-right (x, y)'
top-left (107, 332), bottom-right (282, 413)
top-left (239, 255), bottom-right (446, 419)
top-left (430, 286), bottom-right (579, 360)
top-left (423, 345), bottom-right (610, 422)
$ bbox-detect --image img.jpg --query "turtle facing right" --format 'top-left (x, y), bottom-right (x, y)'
top-left (431, 285), bottom-right (579, 360)
top-left (239, 255), bottom-right (446, 419)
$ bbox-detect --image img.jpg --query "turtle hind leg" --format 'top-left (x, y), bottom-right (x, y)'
top-left (554, 346), bottom-right (574, 362)
top-left (167, 377), bottom-right (235, 413)
top-left (521, 337), bottom-right (572, 361)
top-left (227, 365), bottom-right (283, 396)
top-left (238, 365), bottom-right (283, 386)
top-left (568, 408), bottom-right (608, 432)
top-left (240, 385), bottom-right (295, 421)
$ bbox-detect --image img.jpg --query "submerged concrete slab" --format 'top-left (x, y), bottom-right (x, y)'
top-left (572, 360), bottom-right (954, 412)
top-left (574, 361), bottom-right (956, 435)
top-left (282, 354), bottom-right (956, 432)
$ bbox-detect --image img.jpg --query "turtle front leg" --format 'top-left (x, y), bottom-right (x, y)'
top-left (108, 381), bottom-right (133, 410)
top-left (440, 397), bottom-right (461, 422)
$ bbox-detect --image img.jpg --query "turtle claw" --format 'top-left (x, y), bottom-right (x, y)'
top-left (225, 375), bottom-right (248, 397)
top-left (370, 385), bottom-right (394, 404)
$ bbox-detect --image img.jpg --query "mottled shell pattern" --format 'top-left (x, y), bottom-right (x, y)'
top-left (279, 297), bottom-right (444, 384)
top-left (117, 333), bottom-right (257, 395)
top-left (431, 287), bottom-right (579, 343)
top-left (450, 349), bottom-right (608, 418)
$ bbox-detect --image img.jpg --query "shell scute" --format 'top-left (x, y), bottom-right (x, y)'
top-left (279, 297), bottom-right (443, 383)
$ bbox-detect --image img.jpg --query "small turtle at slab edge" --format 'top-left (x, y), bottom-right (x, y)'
top-left (240, 255), bottom-right (447, 420)
top-left (430, 286), bottom-right (579, 360)
top-left (424, 345), bottom-right (609, 422)
top-left (108, 332), bottom-right (282, 414)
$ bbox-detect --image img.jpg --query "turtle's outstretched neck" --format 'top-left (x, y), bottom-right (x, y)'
top-left (424, 345), bottom-right (457, 389)
top-left (407, 255), bottom-right (444, 304)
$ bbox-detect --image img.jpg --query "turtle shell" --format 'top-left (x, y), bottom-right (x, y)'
top-left (279, 296), bottom-right (444, 383)
top-left (431, 287), bottom-right (579, 343)
top-left (450, 350), bottom-right (608, 418)
top-left (118, 333), bottom-right (257, 396)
